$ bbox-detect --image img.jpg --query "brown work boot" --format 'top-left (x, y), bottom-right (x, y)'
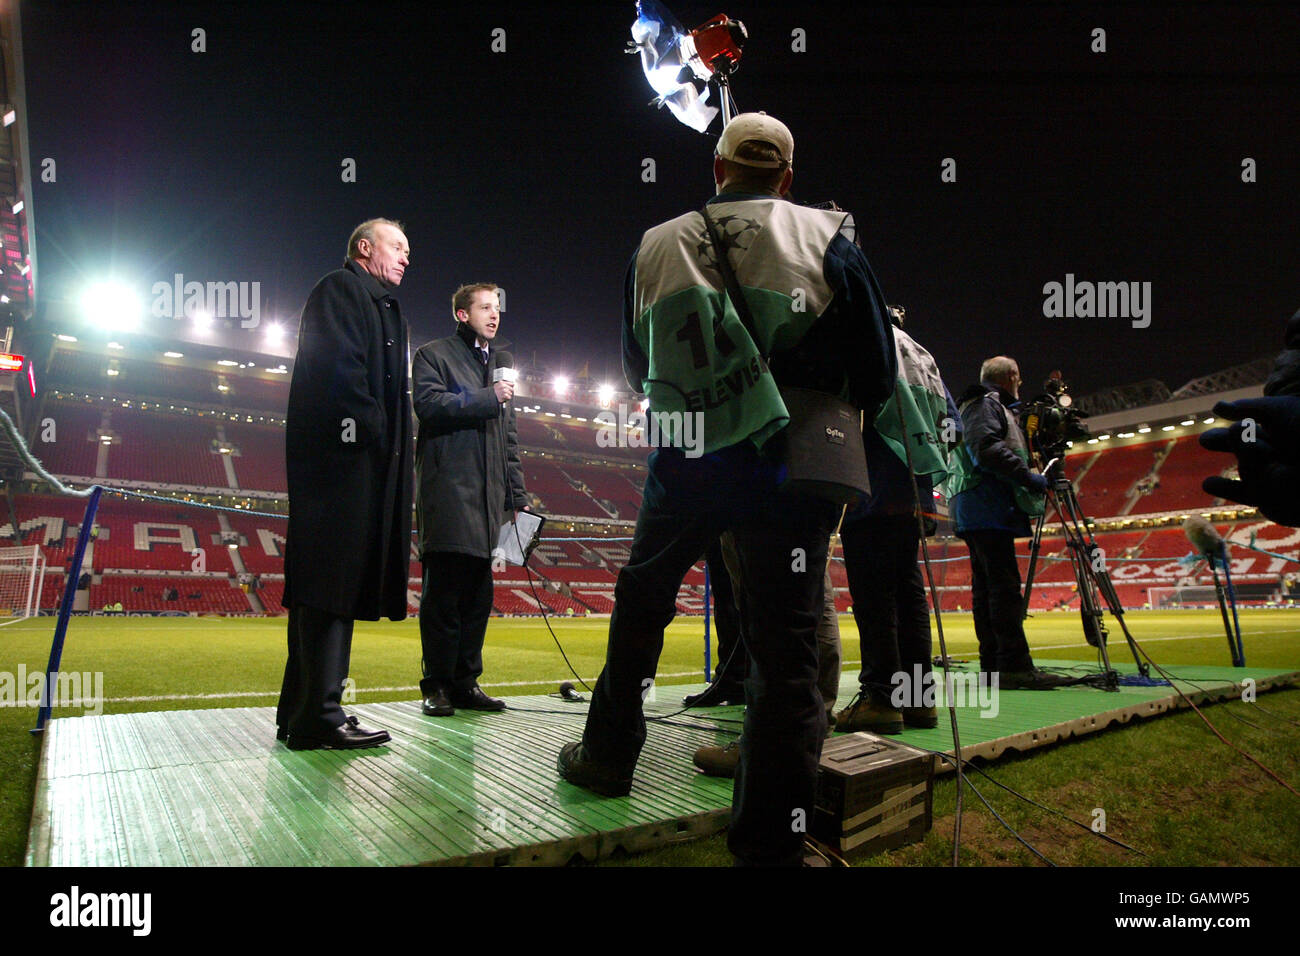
top-left (834, 694), bottom-right (904, 735)
top-left (692, 739), bottom-right (741, 778)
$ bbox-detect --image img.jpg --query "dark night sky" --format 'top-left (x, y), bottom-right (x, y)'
top-left (21, 0), bottom-right (1300, 398)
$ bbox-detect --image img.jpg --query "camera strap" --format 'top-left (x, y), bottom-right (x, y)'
top-left (699, 204), bottom-right (768, 367)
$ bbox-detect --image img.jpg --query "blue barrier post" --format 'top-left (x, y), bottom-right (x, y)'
top-left (703, 562), bottom-right (712, 682)
top-left (33, 485), bottom-right (103, 734)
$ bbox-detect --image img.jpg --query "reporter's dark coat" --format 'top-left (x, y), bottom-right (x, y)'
top-left (283, 259), bottom-right (414, 621)
top-left (412, 322), bottom-right (528, 560)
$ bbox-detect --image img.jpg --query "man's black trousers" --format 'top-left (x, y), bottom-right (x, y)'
top-left (419, 551), bottom-right (494, 696)
top-left (962, 529), bottom-right (1034, 673)
top-left (840, 513), bottom-right (932, 706)
top-left (277, 604), bottom-right (355, 737)
top-left (703, 537), bottom-right (745, 695)
top-left (581, 446), bottom-right (839, 867)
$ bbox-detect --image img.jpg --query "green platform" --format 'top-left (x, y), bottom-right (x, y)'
top-left (25, 661), bottom-right (1298, 867)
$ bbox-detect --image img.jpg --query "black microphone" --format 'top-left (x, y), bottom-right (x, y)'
top-left (559, 681), bottom-right (584, 702)
top-left (1184, 515), bottom-right (1227, 561)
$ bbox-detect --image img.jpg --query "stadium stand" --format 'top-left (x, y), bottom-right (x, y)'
top-left (20, 357), bottom-right (1298, 618)
top-left (102, 410), bottom-right (230, 488)
top-left (225, 422), bottom-right (287, 493)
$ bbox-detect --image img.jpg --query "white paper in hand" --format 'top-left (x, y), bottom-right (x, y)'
top-left (495, 510), bottom-right (545, 566)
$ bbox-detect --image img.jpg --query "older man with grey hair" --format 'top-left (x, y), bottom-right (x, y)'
top-left (947, 355), bottom-right (1070, 690)
top-left (276, 218), bottom-right (415, 749)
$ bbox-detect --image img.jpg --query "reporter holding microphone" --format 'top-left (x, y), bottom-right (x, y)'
top-left (410, 283), bottom-right (530, 717)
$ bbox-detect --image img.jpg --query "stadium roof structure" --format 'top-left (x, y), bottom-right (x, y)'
top-left (0, 2), bottom-right (37, 482)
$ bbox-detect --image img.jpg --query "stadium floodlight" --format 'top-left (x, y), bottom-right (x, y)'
top-left (81, 280), bottom-right (143, 332)
top-left (1202, 417), bottom-right (1215, 425)
top-left (1180, 418), bottom-right (1195, 426)
top-left (192, 308), bottom-right (214, 330)
top-left (9, 198), bottom-right (22, 215)
top-left (264, 322), bottom-right (285, 345)
top-left (164, 351), bottom-right (183, 358)
top-left (217, 359), bottom-right (239, 367)
top-left (598, 383), bottom-right (615, 403)
top-left (107, 341), bottom-right (124, 351)
top-left (2, 107), bottom-right (14, 127)
top-left (0, 295), bottom-right (7, 304)
top-left (1137, 424), bottom-right (1151, 433)
top-left (1162, 424), bottom-right (1175, 431)
top-left (55, 334), bottom-right (77, 343)
top-left (554, 375), bottom-right (570, 397)
top-left (1097, 433), bottom-right (1111, 441)
top-left (1087, 438), bottom-right (1098, 444)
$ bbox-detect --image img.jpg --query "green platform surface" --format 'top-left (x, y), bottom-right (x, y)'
top-left (25, 660), bottom-right (1298, 867)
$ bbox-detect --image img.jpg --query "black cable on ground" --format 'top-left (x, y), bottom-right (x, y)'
top-left (926, 749), bottom-right (1146, 857)
top-left (1122, 635), bottom-right (1300, 798)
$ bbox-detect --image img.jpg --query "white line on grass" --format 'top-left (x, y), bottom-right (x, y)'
top-left (60, 629), bottom-right (1300, 705)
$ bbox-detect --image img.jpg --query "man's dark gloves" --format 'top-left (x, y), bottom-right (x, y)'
top-left (1025, 473), bottom-right (1049, 494)
top-left (1200, 396), bottom-right (1300, 527)
top-left (1200, 310), bottom-right (1300, 527)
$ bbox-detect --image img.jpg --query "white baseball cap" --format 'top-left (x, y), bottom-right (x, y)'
top-left (715, 112), bottom-right (793, 169)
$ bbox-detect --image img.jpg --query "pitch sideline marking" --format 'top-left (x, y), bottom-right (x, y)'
top-left (74, 628), bottom-right (1300, 706)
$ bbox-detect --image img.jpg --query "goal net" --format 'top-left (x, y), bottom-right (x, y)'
top-left (0, 544), bottom-right (47, 621)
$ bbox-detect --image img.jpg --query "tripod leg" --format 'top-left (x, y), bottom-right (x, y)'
top-left (1021, 507), bottom-right (1048, 621)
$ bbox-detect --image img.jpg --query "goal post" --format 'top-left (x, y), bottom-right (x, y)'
top-left (1147, 584), bottom-right (1217, 609)
top-left (0, 543), bottom-right (46, 621)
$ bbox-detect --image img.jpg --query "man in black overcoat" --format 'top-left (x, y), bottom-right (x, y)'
top-left (411, 283), bottom-right (529, 716)
top-left (276, 218), bottom-right (416, 749)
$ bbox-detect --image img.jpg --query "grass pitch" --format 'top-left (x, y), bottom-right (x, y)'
top-left (3, 608), bottom-right (1299, 866)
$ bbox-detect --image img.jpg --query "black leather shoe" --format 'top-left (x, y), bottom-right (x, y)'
top-left (451, 685), bottom-right (505, 711)
top-left (422, 687), bottom-right (455, 717)
top-left (1000, 668), bottom-right (1075, 690)
top-left (557, 741), bottom-right (633, 797)
top-left (286, 716), bottom-right (391, 751)
top-left (682, 684), bottom-right (745, 707)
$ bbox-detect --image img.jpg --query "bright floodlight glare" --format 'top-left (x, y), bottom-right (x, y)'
top-left (56, 334), bottom-right (77, 343)
top-left (164, 351), bottom-right (183, 358)
top-left (192, 309), bottom-right (214, 329)
top-left (1203, 417), bottom-right (1215, 425)
top-left (264, 322), bottom-right (285, 344)
top-left (1162, 424), bottom-right (1175, 431)
top-left (553, 375), bottom-right (570, 396)
top-left (598, 383), bottom-right (616, 403)
top-left (1180, 419), bottom-right (1195, 426)
top-left (81, 281), bottom-right (142, 332)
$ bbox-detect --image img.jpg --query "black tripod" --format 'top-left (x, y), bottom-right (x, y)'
top-left (1021, 458), bottom-right (1150, 688)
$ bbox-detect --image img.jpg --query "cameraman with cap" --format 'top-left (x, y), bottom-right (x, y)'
top-left (557, 112), bottom-right (896, 866)
top-left (948, 356), bottom-right (1071, 690)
